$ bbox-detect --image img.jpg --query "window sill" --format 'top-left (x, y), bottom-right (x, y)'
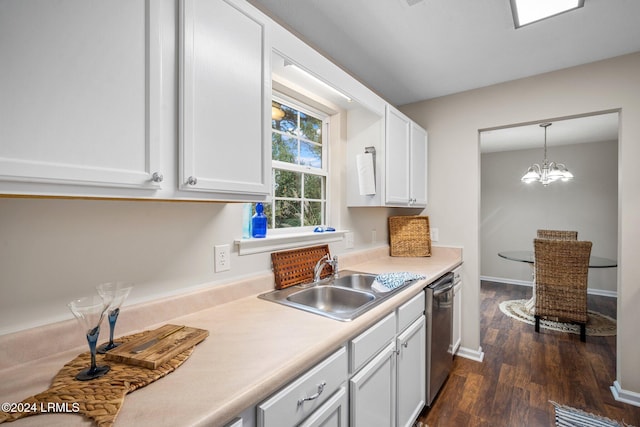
top-left (235, 230), bottom-right (347, 255)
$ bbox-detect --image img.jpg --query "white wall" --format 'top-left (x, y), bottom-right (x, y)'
top-left (0, 1), bottom-right (403, 336)
top-left (0, 195), bottom-right (397, 335)
top-left (481, 139), bottom-right (618, 292)
top-left (401, 51), bottom-right (640, 396)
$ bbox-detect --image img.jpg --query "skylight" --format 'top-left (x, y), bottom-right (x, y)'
top-left (510, 0), bottom-right (585, 28)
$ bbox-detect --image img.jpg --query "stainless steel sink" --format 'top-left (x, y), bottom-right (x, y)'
top-left (258, 271), bottom-right (410, 321)
top-left (331, 273), bottom-right (376, 291)
top-left (286, 286), bottom-right (375, 313)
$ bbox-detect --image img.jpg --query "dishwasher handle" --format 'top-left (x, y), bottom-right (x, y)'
top-left (432, 283), bottom-right (453, 297)
top-left (428, 272), bottom-right (454, 295)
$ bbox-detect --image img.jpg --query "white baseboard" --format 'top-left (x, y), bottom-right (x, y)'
top-left (480, 275), bottom-right (532, 287)
top-left (588, 288), bottom-right (618, 298)
top-left (455, 345), bottom-right (484, 362)
top-left (480, 275), bottom-right (618, 298)
top-left (610, 381), bottom-right (640, 407)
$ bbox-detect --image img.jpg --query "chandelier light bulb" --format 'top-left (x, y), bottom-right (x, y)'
top-left (521, 123), bottom-right (573, 185)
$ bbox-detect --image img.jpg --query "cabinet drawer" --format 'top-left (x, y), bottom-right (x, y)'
top-left (397, 292), bottom-right (425, 332)
top-left (349, 312), bottom-right (396, 373)
top-left (257, 347), bottom-right (348, 427)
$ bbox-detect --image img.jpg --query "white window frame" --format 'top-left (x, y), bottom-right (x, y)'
top-left (235, 93), bottom-right (347, 255)
top-left (268, 93), bottom-right (330, 236)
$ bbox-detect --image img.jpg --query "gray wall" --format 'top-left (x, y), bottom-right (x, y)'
top-left (481, 139), bottom-right (618, 293)
top-left (400, 51), bottom-right (640, 394)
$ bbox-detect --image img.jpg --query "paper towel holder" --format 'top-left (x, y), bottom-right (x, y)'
top-left (364, 146), bottom-right (376, 182)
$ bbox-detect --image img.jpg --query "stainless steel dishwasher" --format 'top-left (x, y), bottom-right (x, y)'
top-left (425, 272), bottom-right (454, 406)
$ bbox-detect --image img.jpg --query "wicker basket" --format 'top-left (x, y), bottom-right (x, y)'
top-left (388, 216), bottom-right (431, 257)
top-left (271, 244), bottom-right (332, 289)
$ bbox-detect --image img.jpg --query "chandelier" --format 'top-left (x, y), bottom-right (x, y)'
top-left (521, 122), bottom-right (573, 186)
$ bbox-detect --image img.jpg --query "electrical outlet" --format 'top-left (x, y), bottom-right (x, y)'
top-left (371, 229), bottom-right (377, 245)
top-left (214, 244), bottom-right (230, 272)
top-left (344, 232), bottom-right (354, 249)
top-left (431, 227), bottom-right (439, 242)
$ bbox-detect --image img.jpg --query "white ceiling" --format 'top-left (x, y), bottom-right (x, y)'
top-left (249, 0), bottom-right (640, 106)
top-left (480, 112), bottom-right (619, 153)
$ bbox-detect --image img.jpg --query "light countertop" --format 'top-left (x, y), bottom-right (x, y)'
top-left (0, 246), bottom-right (462, 427)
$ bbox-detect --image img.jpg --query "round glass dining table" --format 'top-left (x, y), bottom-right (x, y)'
top-left (498, 250), bottom-right (617, 312)
top-left (498, 250), bottom-right (617, 268)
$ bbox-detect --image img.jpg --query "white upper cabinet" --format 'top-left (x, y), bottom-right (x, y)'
top-left (409, 121), bottom-right (428, 207)
top-left (0, 0), bottom-right (163, 196)
top-left (346, 104), bottom-right (427, 207)
top-left (179, 0), bottom-right (271, 199)
top-left (386, 105), bottom-right (428, 207)
top-left (385, 105), bottom-right (412, 205)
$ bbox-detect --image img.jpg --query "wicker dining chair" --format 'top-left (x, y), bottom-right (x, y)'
top-left (533, 238), bottom-right (592, 342)
top-left (537, 229), bottom-right (578, 240)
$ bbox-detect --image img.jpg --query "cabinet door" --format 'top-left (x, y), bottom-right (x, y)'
top-left (452, 281), bottom-right (462, 354)
top-left (299, 387), bottom-right (348, 427)
top-left (350, 342), bottom-right (396, 427)
top-left (396, 316), bottom-right (426, 427)
top-left (0, 0), bottom-right (162, 194)
top-left (385, 105), bottom-right (411, 206)
top-left (180, 0), bottom-right (270, 198)
top-left (409, 123), bottom-right (428, 207)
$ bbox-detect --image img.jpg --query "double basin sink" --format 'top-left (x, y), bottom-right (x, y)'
top-left (259, 271), bottom-right (412, 321)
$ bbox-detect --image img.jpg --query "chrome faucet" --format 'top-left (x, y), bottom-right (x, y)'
top-left (313, 254), bottom-right (339, 282)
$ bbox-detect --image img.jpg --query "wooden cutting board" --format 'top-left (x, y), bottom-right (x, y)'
top-left (105, 324), bottom-right (209, 369)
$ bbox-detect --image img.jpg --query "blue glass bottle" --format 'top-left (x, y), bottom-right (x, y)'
top-left (252, 203), bottom-right (267, 238)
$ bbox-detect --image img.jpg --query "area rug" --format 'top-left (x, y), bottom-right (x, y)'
top-left (551, 401), bottom-right (634, 426)
top-left (499, 299), bottom-right (616, 336)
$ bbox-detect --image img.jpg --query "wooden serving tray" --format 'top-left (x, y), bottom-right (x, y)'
top-left (105, 324), bottom-right (209, 369)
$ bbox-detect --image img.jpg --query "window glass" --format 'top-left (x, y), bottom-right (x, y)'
top-left (264, 98), bottom-right (328, 232)
top-left (274, 170), bottom-right (301, 198)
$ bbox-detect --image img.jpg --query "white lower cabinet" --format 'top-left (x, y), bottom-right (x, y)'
top-left (257, 347), bottom-right (348, 427)
top-left (349, 318), bottom-right (425, 427)
top-left (349, 293), bottom-right (426, 427)
top-left (225, 417), bottom-right (244, 427)
top-left (350, 341), bottom-right (397, 426)
top-left (452, 267), bottom-right (462, 355)
top-left (396, 316), bottom-right (426, 427)
top-left (299, 386), bottom-right (349, 427)
top-left (256, 292), bottom-right (426, 427)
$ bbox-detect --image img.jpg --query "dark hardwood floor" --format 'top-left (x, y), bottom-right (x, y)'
top-left (417, 280), bottom-right (640, 426)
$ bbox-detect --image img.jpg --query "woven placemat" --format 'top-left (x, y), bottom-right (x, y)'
top-left (0, 330), bottom-right (196, 426)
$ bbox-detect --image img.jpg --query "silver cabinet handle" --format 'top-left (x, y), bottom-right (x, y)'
top-left (297, 381), bottom-right (326, 407)
top-left (187, 176), bottom-right (197, 185)
top-left (396, 342), bottom-right (408, 356)
top-left (151, 172), bottom-right (163, 183)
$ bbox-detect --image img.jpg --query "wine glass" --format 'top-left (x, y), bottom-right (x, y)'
top-left (96, 282), bottom-right (133, 354)
top-left (67, 295), bottom-right (111, 381)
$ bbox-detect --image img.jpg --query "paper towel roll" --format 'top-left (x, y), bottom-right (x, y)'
top-left (356, 152), bottom-right (376, 195)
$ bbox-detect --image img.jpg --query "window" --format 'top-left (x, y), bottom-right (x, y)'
top-left (265, 96), bottom-right (328, 232)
